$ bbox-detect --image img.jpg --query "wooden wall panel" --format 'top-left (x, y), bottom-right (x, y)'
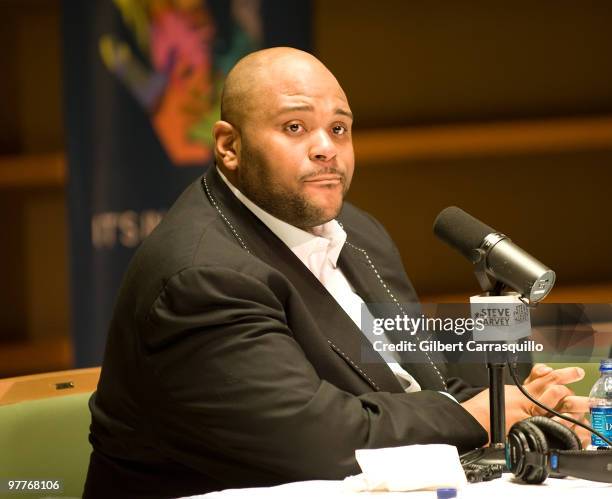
top-left (347, 152), bottom-right (612, 297)
top-left (315, 1), bottom-right (612, 127)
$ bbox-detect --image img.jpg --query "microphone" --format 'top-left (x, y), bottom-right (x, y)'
top-left (433, 206), bottom-right (555, 304)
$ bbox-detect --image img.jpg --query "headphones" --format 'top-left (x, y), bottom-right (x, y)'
top-left (507, 416), bottom-right (612, 484)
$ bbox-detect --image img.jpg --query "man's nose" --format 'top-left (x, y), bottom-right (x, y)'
top-left (309, 129), bottom-right (337, 162)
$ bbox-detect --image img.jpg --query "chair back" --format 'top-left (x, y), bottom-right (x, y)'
top-left (0, 368), bottom-right (100, 498)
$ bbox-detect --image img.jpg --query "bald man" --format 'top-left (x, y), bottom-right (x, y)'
top-left (84, 48), bottom-right (590, 498)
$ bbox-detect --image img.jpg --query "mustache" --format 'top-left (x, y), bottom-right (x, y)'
top-left (300, 167), bottom-right (346, 182)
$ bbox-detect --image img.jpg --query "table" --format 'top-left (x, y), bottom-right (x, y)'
top-left (188, 475), bottom-right (611, 498)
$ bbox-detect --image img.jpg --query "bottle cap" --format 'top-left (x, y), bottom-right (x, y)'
top-left (436, 488), bottom-right (457, 499)
top-left (599, 359), bottom-right (612, 372)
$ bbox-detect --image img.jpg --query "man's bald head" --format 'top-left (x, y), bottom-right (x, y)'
top-left (213, 47), bottom-right (354, 229)
top-left (220, 47), bottom-right (345, 130)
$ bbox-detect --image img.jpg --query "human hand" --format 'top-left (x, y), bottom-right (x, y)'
top-left (461, 364), bottom-right (590, 447)
top-left (523, 363), bottom-right (554, 384)
top-left (518, 364), bottom-right (590, 447)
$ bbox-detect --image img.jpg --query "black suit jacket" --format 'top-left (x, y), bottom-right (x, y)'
top-left (83, 167), bottom-right (487, 498)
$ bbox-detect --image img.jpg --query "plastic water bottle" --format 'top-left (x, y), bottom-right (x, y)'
top-left (588, 359), bottom-right (612, 448)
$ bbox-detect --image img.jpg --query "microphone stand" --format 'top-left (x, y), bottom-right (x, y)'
top-left (460, 262), bottom-right (509, 469)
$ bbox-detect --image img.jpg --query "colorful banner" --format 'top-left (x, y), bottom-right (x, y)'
top-left (63, 0), bottom-right (311, 366)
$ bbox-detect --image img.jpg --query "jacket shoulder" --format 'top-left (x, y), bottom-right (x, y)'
top-left (113, 177), bottom-right (263, 324)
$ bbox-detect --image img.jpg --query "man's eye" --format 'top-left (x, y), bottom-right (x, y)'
top-left (332, 125), bottom-right (348, 135)
top-left (286, 123), bottom-right (304, 133)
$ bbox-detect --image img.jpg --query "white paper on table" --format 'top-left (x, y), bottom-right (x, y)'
top-left (344, 444), bottom-right (467, 492)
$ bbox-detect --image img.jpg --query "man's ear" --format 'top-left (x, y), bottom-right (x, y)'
top-left (213, 121), bottom-right (240, 170)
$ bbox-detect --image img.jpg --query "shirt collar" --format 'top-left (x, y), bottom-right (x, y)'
top-left (216, 167), bottom-right (347, 268)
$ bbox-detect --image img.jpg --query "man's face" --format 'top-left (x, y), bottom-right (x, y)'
top-left (234, 59), bottom-right (354, 230)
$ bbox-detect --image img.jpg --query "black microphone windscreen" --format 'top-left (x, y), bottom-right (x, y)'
top-left (433, 206), bottom-right (497, 260)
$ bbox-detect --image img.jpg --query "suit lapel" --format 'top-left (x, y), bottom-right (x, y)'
top-left (338, 235), bottom-right (447, 392)
top-left (337, 243), bottom-right (384, 304)
top-left (202, 168), bottom-right (403, 393)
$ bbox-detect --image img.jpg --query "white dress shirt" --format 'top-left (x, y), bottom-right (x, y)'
top-left (217, 168), bottom-right (422, 393)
